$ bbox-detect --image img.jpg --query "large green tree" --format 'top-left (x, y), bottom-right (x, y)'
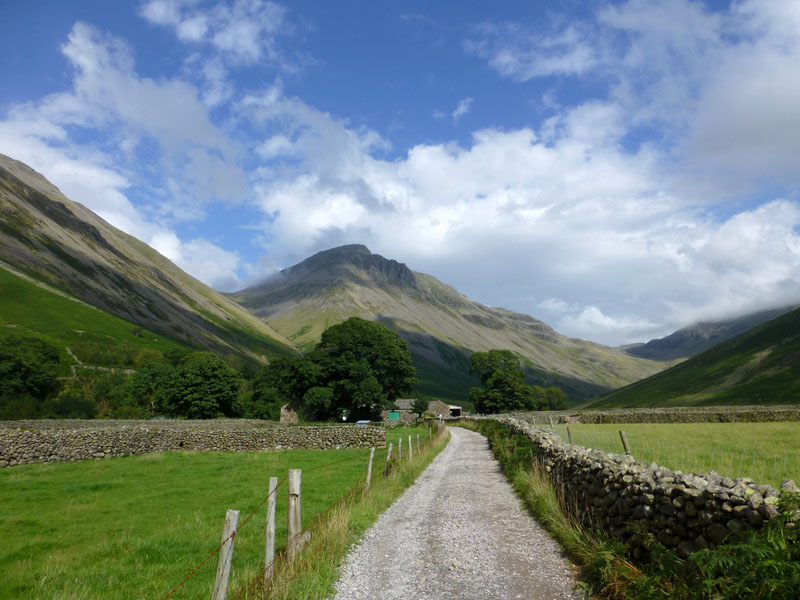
top-left (0, 335), bottom-right (61, 418)
top-left (171, 352), bottom-right (242, 419)
top-left (469, 349), bottom-right (564, 414)
top-left (310, 317), bottom-right (417, 420)
top-left (252, 318), bottom-right (416, 421)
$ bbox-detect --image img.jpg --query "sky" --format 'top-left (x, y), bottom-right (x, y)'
top-left (1, 0), bottom-right (799, 346)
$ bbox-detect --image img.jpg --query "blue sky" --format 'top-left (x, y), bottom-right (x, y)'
top-left (1, 0), bottom-right (799, 346)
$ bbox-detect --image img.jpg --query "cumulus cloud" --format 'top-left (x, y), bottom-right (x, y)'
top-left (0, 21), bottom-right (248, 292)
top-left (464, 21), bottom-right (599, 80)
top-left (140, 0), bottom-right (291, 66)
top-left (238, 86), bottom-right (800, 344)
top-left (451, 97), bottom-right (473, 122)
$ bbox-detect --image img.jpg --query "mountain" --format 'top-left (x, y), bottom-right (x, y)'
top-left (230, 244), bottom-right (668, 404)
top-left (622, 307), bottom-right (796, 361)
top-left (584, 306), bottom-right (800, 408)
top-left (0, 154), bottom-right (295, 365)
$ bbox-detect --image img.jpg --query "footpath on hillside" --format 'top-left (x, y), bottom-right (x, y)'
top-left (332, 427), bottom-right (583, 600)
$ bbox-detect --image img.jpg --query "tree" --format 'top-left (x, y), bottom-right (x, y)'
top-left (468, 349), bottom-right (565, 414)
top-left (171, 352), bottom-right (242, 419)
top-left (410, 395), bottom-right (430, 423)
top-left (131, 361), bottom-right (176, 416)
top-left (0, 335), bottom-right (60, 400)
top-left (309, 318), bottom-right (417, 420)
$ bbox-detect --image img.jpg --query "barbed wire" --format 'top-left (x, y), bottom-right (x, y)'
top-left (162, 448), bottom-right (375, 599)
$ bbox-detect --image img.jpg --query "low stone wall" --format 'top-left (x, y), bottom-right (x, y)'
top-left (515, 405), bottom-right (800, 425)
top-left (0, 419), bottom-right (386, 467)
top-left (484, 416), bottom-right (796, 558)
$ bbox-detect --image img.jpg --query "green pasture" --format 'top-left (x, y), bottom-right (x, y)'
top-left (552, 422), bottom-right (800, 487)
top-left (0, 424), bottom-right (431, 600)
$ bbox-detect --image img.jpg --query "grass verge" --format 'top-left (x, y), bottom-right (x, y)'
top-left (236, 423), bottom-right (450, 600)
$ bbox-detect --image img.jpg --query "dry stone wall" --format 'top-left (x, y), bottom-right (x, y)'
top-left (486, 416), bottom-right (796, 559)
top-left (520, 405), bottom-right (800, 425)
top-left (0, 419), bottom-right (386, 467)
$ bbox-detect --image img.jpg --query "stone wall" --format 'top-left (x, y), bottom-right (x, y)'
top-left (483, 416), bottom-right (796, 558)
top-left (0, 419), bottom-right (386, 467)
top-left (514, 405), bottom-right (800, 425)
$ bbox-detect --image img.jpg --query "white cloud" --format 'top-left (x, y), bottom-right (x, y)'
top-left (239, 90), bottom-right (800, 344)
top-left (151, 232), bottom-right (243, 290)
top-left (451, 97), bottom-right (473, 122)
top-left (0, 21), bottom-right (248, 293)
top-left (140, 0), bottom-right (291, 66)
top-left (465, 22), bottom-right (599, 81)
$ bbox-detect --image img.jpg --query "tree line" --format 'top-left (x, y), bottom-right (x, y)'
top-left (1, 319), bottom-right (565, 420)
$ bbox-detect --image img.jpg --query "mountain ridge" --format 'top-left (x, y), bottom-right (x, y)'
top-left (0, 153), bottom-right (295, 364)
top-left (230, 245), bottom-right (669, 404)
top-left (623, 306), bottom-right (796, 361)
top-left (586, 306), bottom-right (800, 408)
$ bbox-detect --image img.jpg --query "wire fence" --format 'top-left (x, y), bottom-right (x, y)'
top-left (551, 423), bottom-right (800, 486)
top-left (162, 423), bottom-right (445, 600)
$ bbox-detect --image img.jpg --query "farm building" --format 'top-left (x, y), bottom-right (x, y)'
top-left (382, 399), bottom-right (462, 424)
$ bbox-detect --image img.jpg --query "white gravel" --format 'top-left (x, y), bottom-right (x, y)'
top-left (331, 427), bottom-right (584, 600)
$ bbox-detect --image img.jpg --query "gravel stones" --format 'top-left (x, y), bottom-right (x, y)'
top-left (332, 427), bottom-right (582, 600)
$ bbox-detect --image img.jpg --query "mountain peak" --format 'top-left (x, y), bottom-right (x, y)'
top-left (292, 244), bottom-right (417, 290)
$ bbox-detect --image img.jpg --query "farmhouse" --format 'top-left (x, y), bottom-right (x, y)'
top-left (382, 399), bottom-right (462, 424)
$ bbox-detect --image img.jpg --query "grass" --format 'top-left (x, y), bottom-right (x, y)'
top-left (0, 424), bottom-right (439, 600)
top-left (552, 422), bottom-right (800, 487)
top-left (0, 266), bottom-right (191, 371)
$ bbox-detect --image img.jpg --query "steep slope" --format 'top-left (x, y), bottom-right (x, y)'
top-left (0, 154), bottom-right (295, 364)
top-left (622, 306), bottom-right (795, 361)
top-left (230, 245), bottom-right (668, 404)
top-left (585, 307), bottom-right (800, 408)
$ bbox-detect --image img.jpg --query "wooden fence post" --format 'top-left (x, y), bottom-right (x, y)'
top-left (398, 437), bottom-right (402, 461)
top-left (548, 416), bottom-right (555, 430)
top-left (287, 469), bottom-right (302, 560)
top-left (567, 427), bottom-right (573, 445)
top-left (212, 509), bottom-right (239, 600)
top-left (265, 476), bottom-right (278, 580)
top-left (364, 447), bottom-right (375, 493)
top-left (429, 427), bottom-right (432, 444)
top-left (408, 435), bottom-right (413, 461)
top-left (384, 442), bottom-right (393, 477)
top-left (619, 430), bottom-right (632, 456)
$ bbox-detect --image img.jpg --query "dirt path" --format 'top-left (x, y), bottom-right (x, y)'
top-left (332, 427), bottom-right (583, 600)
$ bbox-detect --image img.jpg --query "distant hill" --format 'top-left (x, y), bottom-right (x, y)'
top-left (622, 307), bottom-right (795, 361)
top-left (585, 306), bottom-right (800, 408)
top-left (0, 154), bottom-right (295, 366)
top-left (230, 244), bottom-right (668, 404)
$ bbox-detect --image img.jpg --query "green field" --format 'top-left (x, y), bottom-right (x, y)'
top-left (0, 266), bottom-right (191, 370)
top-left (0, 425), bottom-right (431, 600)
top-left (553, 422), bottom-right (800, 487)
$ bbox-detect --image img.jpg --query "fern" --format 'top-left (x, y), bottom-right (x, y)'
top-left (692, 491), bottom-right (800, 599)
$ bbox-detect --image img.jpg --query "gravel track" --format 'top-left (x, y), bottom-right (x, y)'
top-left (332, 427), bottom-right (583, 600)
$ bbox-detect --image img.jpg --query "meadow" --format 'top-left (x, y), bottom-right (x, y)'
top-left (0, 424), bottom-right (433, 600)
top-left (553, 422), bottom-right (800, 487)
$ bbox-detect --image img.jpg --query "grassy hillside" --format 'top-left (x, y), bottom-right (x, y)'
top-left (586, 307), bottom-right (800, 408)
top-left (0, 265), bottom-right (192, 371)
